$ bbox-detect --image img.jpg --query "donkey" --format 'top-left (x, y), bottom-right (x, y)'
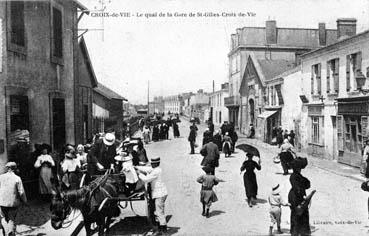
top-left (50, 174), bottom-right (121, 235)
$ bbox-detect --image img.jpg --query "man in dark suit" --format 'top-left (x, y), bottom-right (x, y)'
top-left (87, 133), bottom-right (117, 175)
top-left (200, 137), bottom-right (220, 175)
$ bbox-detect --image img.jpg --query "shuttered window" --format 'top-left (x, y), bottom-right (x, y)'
top-left (337, 115), bottom-right (344, 151)
top-left (346, 55), bottom-right (351, 91)
top-left (311, 65), bottom-right (314, 94)
top-left (326, 61), bottom-right (330, 93)
top-left (275, 84), bottom-right (284, 105)
top-left (317, 63), bottom-right (321, 95)
top-left (10, 1), bottom-right (25, 47)
top-left (362, 116), bottom-right (369, 147)
top-left (52, 7), bottom-right (63, 58)
top-left (334, 59), bottom-right (339, 93)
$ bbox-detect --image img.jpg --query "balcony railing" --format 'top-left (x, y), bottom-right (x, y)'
top-left (224, 95), bottom-right (240, 107)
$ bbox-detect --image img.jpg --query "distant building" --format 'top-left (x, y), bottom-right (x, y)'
top-left (164, 95), bottom-right (183, 114)
top-left (227, 19), bottom-right (339, 133)
top-left (210, 83), bottom-right (229, 126)
top-left (149, 96), bottom-right (164, 114)
top-left (190, 89), bottom-right (209, 122)
top-left (181, 92), bottom-right (194, 117)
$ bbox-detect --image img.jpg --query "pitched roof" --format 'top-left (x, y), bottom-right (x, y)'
top-left (257, 59), bottom-right (296, 81)
top-left (79, 36), bottom-right (98, 88)
top-left (94, 83), bottom-right (127, 101)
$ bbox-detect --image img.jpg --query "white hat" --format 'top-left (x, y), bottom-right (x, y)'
top-left (103, 133), bottom-right (116, 146)
top-left (272, 183), bottom-right (281, 195)
top-left (5, 162), bottom-right (17, 169)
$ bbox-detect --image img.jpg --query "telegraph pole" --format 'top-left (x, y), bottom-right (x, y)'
top-left (147, 80), bottom-right (150, 116)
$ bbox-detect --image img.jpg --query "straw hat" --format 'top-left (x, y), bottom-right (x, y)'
top-left (103, 133), bottom-right (116, 146)
top-left (5, 162), bottom-right (17, 169)
top-left (151, 157), bottom-right (160, 164)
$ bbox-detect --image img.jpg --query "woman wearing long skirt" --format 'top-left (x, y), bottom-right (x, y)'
top-left (34, 144), bottom-right (55, 201)
top-left (240, 153), bottom-right (261, 207)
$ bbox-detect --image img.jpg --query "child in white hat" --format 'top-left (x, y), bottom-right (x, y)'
top-left (115, 151), bottom-right (139, 196)
top-left (268, 183), bottom-right (290, 235)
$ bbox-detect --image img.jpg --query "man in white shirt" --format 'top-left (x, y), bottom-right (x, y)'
top-left (0, 162), bottom-right (27, 236)
top-left (136, 157), bottom-right (168, 235)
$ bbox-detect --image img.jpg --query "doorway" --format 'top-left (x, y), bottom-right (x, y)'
top-left (52, 98), bottom-right (66, 153)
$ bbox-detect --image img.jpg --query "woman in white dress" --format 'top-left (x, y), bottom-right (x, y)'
top-left (34, 144), bottom-right (55, 200)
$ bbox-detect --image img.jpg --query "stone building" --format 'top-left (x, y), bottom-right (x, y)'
top-left (0, 0), bottom-right (88, 197)
top-left (299, 19), bottom-right (369, 167)
top-left (189, 89), bottom-right (209, 122)
top-left (227, 20), bottom-right (339, 133)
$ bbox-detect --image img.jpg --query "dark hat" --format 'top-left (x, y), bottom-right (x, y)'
top-left (290, 157), bottom-right (308, 170)
top-left (41, 143), bottom-right (52, 153)
top-left (202, 166), bottom-right (214, 173)
top-left (151, 157), bottom-right (160, 164)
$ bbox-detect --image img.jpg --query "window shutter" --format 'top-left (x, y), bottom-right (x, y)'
top-left (317, 63), bottom-right (322, 95)
top-left (346, 55), bottom-right (351, 91)
top-left (326, 61), bottom-right (330, 93)
top-left (275, 84), bottom-right (284, 105)
top-left (311, 65), bottom-right (314, 94)
top-left (334, 59), bottom-right (339, 93)
top-left (337, 115), bottom-right (344, 151)
top-left (356, 51), bottom-right (362, 73)
top-left (362, 116), bottom-right (368, 146)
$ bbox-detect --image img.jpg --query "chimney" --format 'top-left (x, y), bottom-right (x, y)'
top-left (266, 20), bottom-right (277, 44)
top-left (318, 23), bottom-right (326, 46)
top-left (337, 18), bottom-right (357, 40)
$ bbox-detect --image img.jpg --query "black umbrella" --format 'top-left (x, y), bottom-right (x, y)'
top-left (235, 144), bottom-right (260, 157)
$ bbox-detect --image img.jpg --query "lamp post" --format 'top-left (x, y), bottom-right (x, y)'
top-left (355, 71), bottom-right (369, 94)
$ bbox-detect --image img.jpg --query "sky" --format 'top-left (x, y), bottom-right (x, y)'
top-left (79, 0), bottom-right (369, 104)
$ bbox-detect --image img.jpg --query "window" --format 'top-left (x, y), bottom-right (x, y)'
top-left (9, 95), bottom-right (29, 132)
top-left (219, 111), bottom-right (222, 123)
top-left (311, 63), bottom-right (321, 95)
top-left (51, 4), bottom-right (63, 64)
top-left (327, 58), bottom-right (339, 93)
top-left (346, 52), bottom-right (362, 91)
top-left (10, 1), bottom-right (25, 47)
top-left (311, 116), bottom-right (320, 144)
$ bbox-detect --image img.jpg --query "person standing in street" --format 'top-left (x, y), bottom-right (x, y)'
top-left (196, 166), bottom-right (224, 218)
top-left (213, 130), bottom-right (222, 151)
top-left (240, 153), bottom-right (261, 207)
top-left (289, 130), bottom-right (296, 147)
top-left (188, 125), bottom-right (197, 155)
top-left (0, 162), bottom-right (28, 236)
top-left (34, 143), bottom-right (55, 201)
top-left (136, 157), bottom-right (168, 235)
top-left (279, 139), bottom-right (295, 175)
top-left (60, 145), bottom-right (81, 190)
top-left (200, 137), bottom-right (220, 175)
top-left (288, 158), bottom-right (311, 236)
top-left (361, 140), bottom-right (369, 176)
top-left (268, 183), bottom-right (290, 235)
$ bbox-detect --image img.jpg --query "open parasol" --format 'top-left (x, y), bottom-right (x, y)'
top-left (235, 144), bottom-right (260, 157)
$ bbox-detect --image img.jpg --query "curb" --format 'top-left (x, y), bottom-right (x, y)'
top-left (237, 136), bottom-right (366, 183)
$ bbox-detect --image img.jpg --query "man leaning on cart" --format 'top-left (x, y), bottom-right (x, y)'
top-left (135, 157), bottom-right (168, 235)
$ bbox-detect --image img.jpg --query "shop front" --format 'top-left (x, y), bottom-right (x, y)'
top-left (257, 109), bottom-right (280, 144)
top-left (337, 96), bottom-right (369, 167)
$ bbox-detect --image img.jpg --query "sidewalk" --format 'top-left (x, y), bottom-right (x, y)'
top-left (237, 133), bottom-right (367, 183)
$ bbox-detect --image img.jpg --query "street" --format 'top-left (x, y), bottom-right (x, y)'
top-left (107, 118), bottom-right (369, 236)
top-left (14, 118), bottom-right (369, 236)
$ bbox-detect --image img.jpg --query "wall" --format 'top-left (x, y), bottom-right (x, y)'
top-left (281, 70), bottom-right (303, 131)
top-left (2, 1), bottom-right (76, 155)
top-left (300, 32), bottom-right (369, 161)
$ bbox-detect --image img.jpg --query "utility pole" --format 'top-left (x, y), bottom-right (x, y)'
top-left (147, 80), bottom-right (150, 116)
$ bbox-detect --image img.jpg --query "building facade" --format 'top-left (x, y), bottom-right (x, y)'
top-left (189, 89), bottom-right (209, 122)
top-left (210, 83), bottom-right (229, 126)
top-left (299, 20), bottom-right (368, 167)
top-left (227, 20), bottom-right (338, 132)
top-left (164, 95), bottom-right (182, 114)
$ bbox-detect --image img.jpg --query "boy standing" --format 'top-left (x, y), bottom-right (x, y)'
top-left (136, 157), bottom-right (168, 235)
top-left (268, 183), bottom-right (290, 235)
